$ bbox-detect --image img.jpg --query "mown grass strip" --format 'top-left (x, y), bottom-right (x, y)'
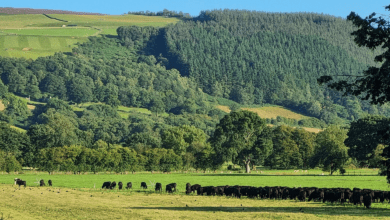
top-left (17, 35), bottom-right (29, 48)
top-left (38, 36), bottom-right (51, 49)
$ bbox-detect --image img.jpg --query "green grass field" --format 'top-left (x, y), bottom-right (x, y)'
top-left (0, 169), bottom-right (386, 190)
top-left (0, 171), bottom-right (389, 219)
top-left (2, 185), bottom-right (389, 220)
top-left (1, 28), bottom-right (99, 37)
top-left (0, 14), bottom-right (179, 59)
top-left (217, 105), bottom-right (323, 133)
top-left (0, 14), bottom-right (61, 29)
top-left (0, 35), bottom-right (87, 59)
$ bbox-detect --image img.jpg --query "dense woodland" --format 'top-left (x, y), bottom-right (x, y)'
top-left (0, 10), bottom-right (388, 174)
top-left (118, 10), bottom-right (390, 124)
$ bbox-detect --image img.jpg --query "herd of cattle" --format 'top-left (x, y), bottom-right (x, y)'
top-left (12, 178), bottom-right (387, 209)
top-left (101, 181), bottom-right (389, 209)
top-left (14, 178), bottom-right (52, 187)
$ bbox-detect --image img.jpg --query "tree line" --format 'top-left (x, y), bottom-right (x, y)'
top-left (0, 108), bottom-right (384, 174)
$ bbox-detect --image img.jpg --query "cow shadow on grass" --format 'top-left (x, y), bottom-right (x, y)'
top-left (129, 205), bottom-right (390, 217)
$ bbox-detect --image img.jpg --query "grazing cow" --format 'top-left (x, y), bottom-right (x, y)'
top-left (141, 182), bottom-right (147, 189)
top-left (166, 184), bottom-right (173, 193)
top-left (191, 184), bottom-right (201, 193)
top-left (352, 188), bottom-right (363, 206)
top-left (155, 183), bottom-right (162, 192)
top-left (40, 179), bottom-right (45, 187)
top-left (363, 194), bottom-right (372, 208)
top-left (202, 186), bottom-right (217, 196)
top-left (118, 182), bottom-right (123, 190)
top-left (282, 188), bottom-right (290, 200)
top-left (14, 178), bottom-right (20, 185)
top-left (126, 182), bottom-right (132, 189)
top-left (48, 180), bottom-right (52, 186)
top-left (167, 183), bottom-right (177, 192)
top-left (110, 181), bottom-right (117, 189)
top-left (186, 183), bottom-right (192, 195)
top-left (102, 181), bottom-right (111, 189)
top-left (216, 186), bottom-right (226, 196)
top-left (15, 178), bottom-right (26, 188)
top-left (298, 190), bottom-right (307, 202)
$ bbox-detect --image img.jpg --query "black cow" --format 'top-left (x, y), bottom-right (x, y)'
top-left (48, 180), bottom-right (52, 186)
top-left (141, 182), bottom-right (147, 189)
top-left (39, 179), bottom-right (45, 187)
top-left (202, 186), bottom-right (217, 196)
top-left (118, 182), bottom-right (123, 190)
top-left (298, 190), bottom-right (307, 202)
top-left (363, 194), bottom-right (372, 209)
top-left (282, 188), bottom-right (290, 200)
top-left (224, 186), bottom-right (241, 198)
top-left (352, 188), bottom-right (363, 206)
top-left (126, 182), bottom-right (132, 189)
top-left (197, 187), bottom-right (204, 195)
top-left (191, 184), bottom-right (201, 193)
top-left (15, 178), bottom-right (26, 188)
top-left (155, 183), bottom-right (162, 192)
top-left (102, 181), bottom-right (111, 189)
top-left (166, 184), bottom-right (173, 193)
top-left (186, 183), bottom-right (192, 195)
top-left (167, 183), bottom-right (177, 192)
top-left (110, 181), bottom-right (117, 189)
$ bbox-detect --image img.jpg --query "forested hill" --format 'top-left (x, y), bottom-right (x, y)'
top-left (117, 10), bottom-right (389, 124)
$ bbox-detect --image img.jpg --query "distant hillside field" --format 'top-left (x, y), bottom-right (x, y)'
top-left (241, 106), bottom-right (306, 120)
top-left (216, 105), bottom-right (306, 120)
top-left (0, 13), bottom-right (179, 59)
top-left (216, 105), bottom-right (322, 133)
top-left (0, 35), bottom-right (86, 59)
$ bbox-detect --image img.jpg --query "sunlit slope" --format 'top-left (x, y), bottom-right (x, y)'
top-left (217, 105), bottom-right (307, 119)
top-left (216, 105), bottom-right (322, 133)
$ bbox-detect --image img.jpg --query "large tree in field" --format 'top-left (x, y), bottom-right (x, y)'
top-left (318, 5), bottom-right (390, 181)
top-left (210, 110), bottom-right (269, 173)
top-left (345, 115), bottom-right (390, 167)
top-left (310, 125), bottom-right (349, 175)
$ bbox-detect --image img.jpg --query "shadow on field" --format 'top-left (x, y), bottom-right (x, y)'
top-left (129, 206), bottom-right (390, 217)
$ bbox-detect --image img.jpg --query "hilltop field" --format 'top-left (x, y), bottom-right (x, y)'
top-left (0, 13), bottom-right (178, 59)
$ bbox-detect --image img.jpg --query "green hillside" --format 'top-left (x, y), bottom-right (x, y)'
top-left (0, 14), bottom-right (179, 59)
top-left (117, 10), bottom-right (390, 124)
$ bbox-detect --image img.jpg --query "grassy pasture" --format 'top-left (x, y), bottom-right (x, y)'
top-left (0, 14), bottom-right (61, 29)
top-left (242, 106), bottom-right (307, 120)
top-left (0, 35), bottom-right (87, 59)
top-left (0, 172), bottom-right (389, 219)
top-left (216, 105), bottom-right (323, 133)
top-left (217, 105), bottom-right (307, 120)
top-left (1, 28), bottom-right (99, 37)
top-left (45, 14), bottom-right (179, 28)
top-left (0, 14), bottom-right (178, 59)
top-left (0, 169), bottom-right (386, 191)
top-left (1, 185), bottom-right (390, 220)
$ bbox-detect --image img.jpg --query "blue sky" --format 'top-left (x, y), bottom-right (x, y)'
top-left (2, 0), bottom-right (389, 18)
